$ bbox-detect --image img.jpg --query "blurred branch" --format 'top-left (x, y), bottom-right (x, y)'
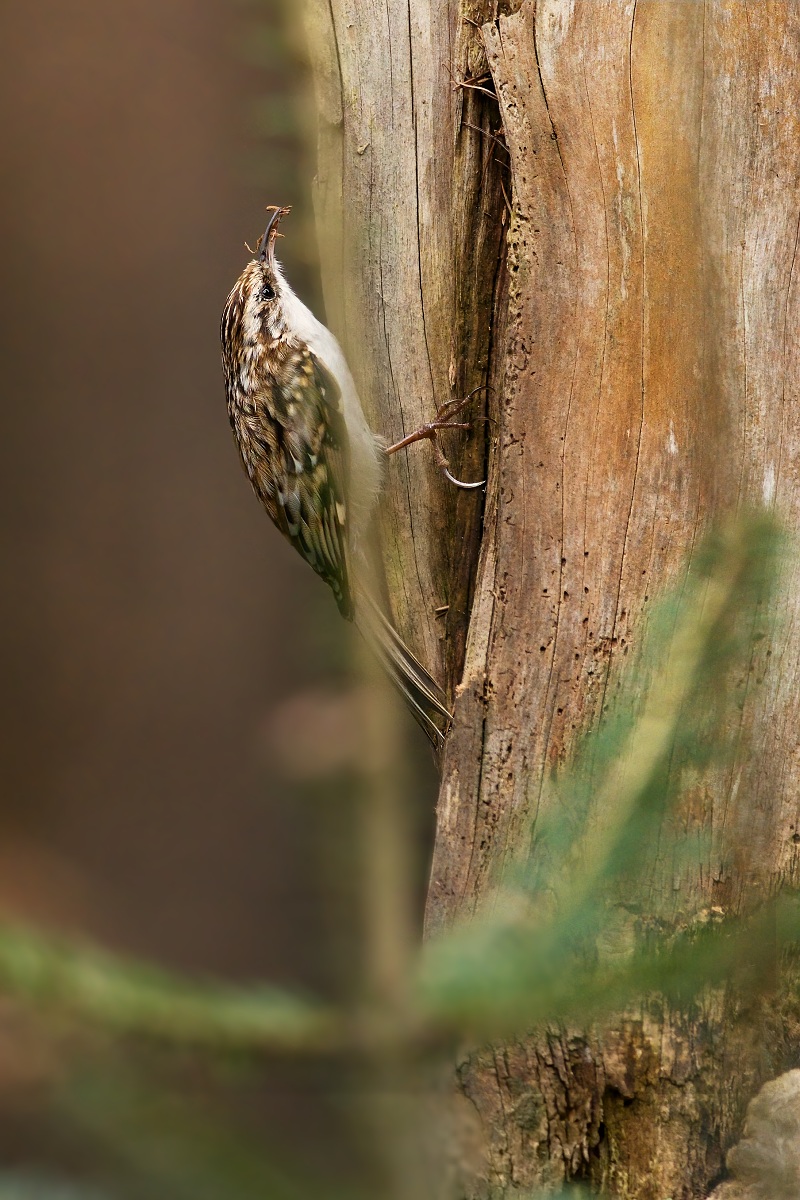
top-left (0, 924), bottom-right (338, 1054)
top-left (0, 1174), bottom-right (111, 1200)
top-left (418, 892), bottom-right (800, 1042)
top-left (1, 889), bottom-right (796, 1060)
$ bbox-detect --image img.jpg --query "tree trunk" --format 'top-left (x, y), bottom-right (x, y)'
top-left (306, 1), bottom-right (800, 1196)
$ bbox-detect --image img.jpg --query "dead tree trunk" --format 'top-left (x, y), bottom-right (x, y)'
top-left (306, 1), bottom-right (800, 1196)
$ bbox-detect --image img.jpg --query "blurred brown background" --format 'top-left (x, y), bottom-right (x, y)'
top-left (0, 0), bottom-right (434, 1000)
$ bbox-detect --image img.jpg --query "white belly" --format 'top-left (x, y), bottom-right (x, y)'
top-left (279, 278), bottom-right (383, 548)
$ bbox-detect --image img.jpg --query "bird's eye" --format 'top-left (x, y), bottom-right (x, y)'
top-left (260, 282), bottom-right (276, 302)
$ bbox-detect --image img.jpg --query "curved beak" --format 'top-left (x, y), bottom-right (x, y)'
top-left (257, 205), bottom-right (292, 269)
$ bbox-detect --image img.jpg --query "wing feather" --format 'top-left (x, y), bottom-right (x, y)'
top-left (254, 348), bottom-right (352, 618)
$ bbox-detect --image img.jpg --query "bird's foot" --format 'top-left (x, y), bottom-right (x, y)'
top-left (384, 388), bottom-right (488, 490)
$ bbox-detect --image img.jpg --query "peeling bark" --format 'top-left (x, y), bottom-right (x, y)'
top-left (307, 1), bottom-right (800, 1196)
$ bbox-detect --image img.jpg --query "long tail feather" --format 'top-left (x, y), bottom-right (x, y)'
top-left (355, 591), bottom-right (452, 748)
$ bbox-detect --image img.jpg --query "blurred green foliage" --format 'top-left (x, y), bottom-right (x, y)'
top-left (0, 1178), bottom-right (110, 1200)
top-left (0, 512), bottom-right (794, 1198)
top-left (0, 925), bottom-right (334, 1053)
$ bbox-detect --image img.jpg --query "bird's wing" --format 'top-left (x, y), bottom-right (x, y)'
top-left (261, 346), bottom-right (353, 618)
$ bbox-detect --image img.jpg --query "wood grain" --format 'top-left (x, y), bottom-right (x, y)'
top-left (430, 2), bottom-right (800, 1194)
top-left (305, 0), bottom-right (506, 692)
top-left (307, 0), bottom-right (800, 1194)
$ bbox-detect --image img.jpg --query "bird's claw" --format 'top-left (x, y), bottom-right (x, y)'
top-left (443, 466), bottom-right (486, 490)
top-left (384, 385), bottom-right (490, 491)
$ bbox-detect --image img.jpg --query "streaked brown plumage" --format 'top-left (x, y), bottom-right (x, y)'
top-left (222, 275), bottom-right (352, 616)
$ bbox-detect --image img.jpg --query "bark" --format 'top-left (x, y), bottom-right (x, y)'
top-left (306, 1), bottom-right (800, 1196)
top-left (304, 0), bottom-right (505, 689)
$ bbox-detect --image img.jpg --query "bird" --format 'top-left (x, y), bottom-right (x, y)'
top-left (220, 205), bottom-right (484, 747)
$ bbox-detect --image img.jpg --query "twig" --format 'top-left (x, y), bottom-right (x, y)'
top-left (462, 120), bottom-right (508, 153)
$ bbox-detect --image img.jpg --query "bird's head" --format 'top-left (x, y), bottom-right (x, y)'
top-left (221, 205), bottom-right (293, 360)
